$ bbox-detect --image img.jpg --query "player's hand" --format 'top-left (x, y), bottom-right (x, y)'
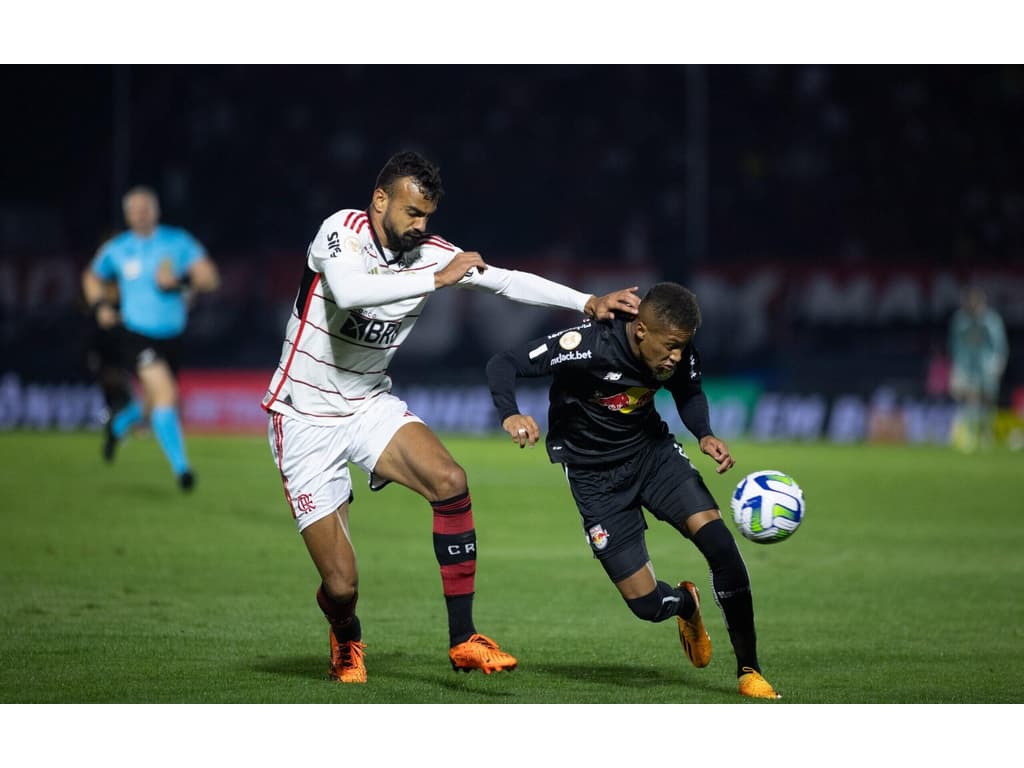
top-left (502, 414), bottom-right (540, 449)
top-left (435, 251), bottom-right (488, 288)
top-left (156, 258), bottom-right (180, 291)
top-left (699, 435), bottom-right (735, 474)
top-left (585, 286), bottom-right (640, 320)
top-left (95, 303), bottom-right (119, 330)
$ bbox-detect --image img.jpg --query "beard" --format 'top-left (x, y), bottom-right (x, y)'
top-left (382, 220), bottom-right (426, 263)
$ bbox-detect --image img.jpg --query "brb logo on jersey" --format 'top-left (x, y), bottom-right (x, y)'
top-left (340, 311), bottom-right (400, 346)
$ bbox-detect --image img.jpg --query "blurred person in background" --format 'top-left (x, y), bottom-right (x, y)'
top-left (262, 150), bottom-right (640, 683)
top-left (486, 282), bottom-right (781, 699)
top-left (948, 286), bottom-right (1009, 452)
top-left (82, 185), bottom-right (220, 490)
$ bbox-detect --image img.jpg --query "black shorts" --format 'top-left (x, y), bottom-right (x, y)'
top-left (86, 324), bottom-right (126, 374)
top-left (121, 330), bottom-right (184, 375)
top-left (564, 435), bottom-right (718, 582)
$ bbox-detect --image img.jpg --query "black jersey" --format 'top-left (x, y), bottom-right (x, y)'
top-left (486, 317), bottom-right (714, 466)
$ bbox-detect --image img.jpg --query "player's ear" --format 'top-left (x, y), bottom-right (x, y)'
top-left (635, 320), bottom-right (647, 340)
top-left (372, 188), bottom-right (388, 213)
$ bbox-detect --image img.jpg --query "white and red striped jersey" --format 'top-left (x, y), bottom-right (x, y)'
top-left (262, 208), bottom-right (593, 423)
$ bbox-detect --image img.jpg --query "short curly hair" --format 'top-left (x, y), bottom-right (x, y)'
top-left (374, 151), bottom-right (444, 202)
top-left (641, 282), bottom-right (702, 332)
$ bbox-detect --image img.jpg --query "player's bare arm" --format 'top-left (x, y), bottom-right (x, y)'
top-left (156, 256), bottom-right (220, 293)
top-left (584, 286), bottom-right (641, 320)
top-left (82, 269), bottom-right (120, 329)
top-left (435, 251), bottom-right (488, 289)
top-left (501, 414), bottom-right (541, 449)
top-left (699, 435), bottom-right (735, 474)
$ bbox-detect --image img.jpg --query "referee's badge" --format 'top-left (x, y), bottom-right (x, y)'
top-left (559, 331), bottom-right (583, 350)
top-left (588, 524), bottom-right (610, 550)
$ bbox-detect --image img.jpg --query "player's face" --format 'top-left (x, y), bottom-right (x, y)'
top-left (635, 316), bottom-right (693, 379)
top-left (380, 177), bottom-right (437, 251)
top-left (123, 193), bottom-right (159, 234)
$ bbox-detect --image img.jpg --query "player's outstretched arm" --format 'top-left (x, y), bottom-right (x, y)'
top-left (435, 251), bottom-right (488, 288)
top-left (584, 286), bottom-right (641, 320)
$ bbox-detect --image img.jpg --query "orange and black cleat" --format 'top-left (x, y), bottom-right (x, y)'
top-left (449, 633), bottom-right (518, 674)
top-left (676, 580), bottom-right (712, 668)
top-left (329, 628), bottom-right (367, 683)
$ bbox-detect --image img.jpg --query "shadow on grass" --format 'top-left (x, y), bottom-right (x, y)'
top-left (526, 660), bottom-right (734, 696)
top-left (249, 652), bottom-right (517, 699)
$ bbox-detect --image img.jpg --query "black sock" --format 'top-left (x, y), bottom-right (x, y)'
top-left (692, 519), bottom-right (759, 675)
top-left (316, 584), bottom-right (361, 642)
top-left (624, 581), bottom-right (695, 622)
top-left (431, 492), bottom-right (477, 646)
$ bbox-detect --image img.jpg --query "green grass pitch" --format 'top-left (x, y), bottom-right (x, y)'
top-left (0, 430), bottom-right (1021, 705)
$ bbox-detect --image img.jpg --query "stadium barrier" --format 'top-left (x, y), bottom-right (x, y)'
top-left (4, 370), bottom-right (1022, 447)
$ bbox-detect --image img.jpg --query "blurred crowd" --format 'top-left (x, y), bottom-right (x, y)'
top-left (1, 65), bottom-right (1022, 396)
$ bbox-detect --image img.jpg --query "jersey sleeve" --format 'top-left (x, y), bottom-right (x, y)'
top-left (667, 344), bottom-right (713, 440)
top-left (311, 215), bottom-right (435, 309)
top-left (458, 264), bottom-right (591, 313)
top-left (486, 323), bottom-right (597, 422)
top-left (90, 241), bottom-right (117, 280)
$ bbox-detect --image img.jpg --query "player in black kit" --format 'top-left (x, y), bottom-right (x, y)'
top-left (485, 282), bottom-right (780, 699)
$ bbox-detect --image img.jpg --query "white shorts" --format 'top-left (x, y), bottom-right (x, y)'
top-left (267, 393), bottom-right (424, 532)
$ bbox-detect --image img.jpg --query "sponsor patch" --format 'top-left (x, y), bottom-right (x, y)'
top-left (559, 331), bottom-right (582, 350)
top-left (528, 343), bottom-right (549, 360)
top-left (588, 524), bottom-right (610, 551)
top-left (550, 349), bottom-right (592, 366)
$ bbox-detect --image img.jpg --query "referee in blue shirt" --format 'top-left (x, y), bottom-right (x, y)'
top-left (82, 186), bottom-right (220, 490)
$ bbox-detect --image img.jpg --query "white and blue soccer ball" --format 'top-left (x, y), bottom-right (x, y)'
top-left (730, 470), bottom-right (805, 544)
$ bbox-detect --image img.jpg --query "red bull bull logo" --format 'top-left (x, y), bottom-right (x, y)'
top-left (593, 387), bottom-right (654, 414)
top-left (588, 524), bottom-right (610, 550)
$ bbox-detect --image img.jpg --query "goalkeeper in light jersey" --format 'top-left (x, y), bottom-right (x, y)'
top-left (262, 151), bottom-right (640, 683)
top-left (948, 286), bottom-right (1009, 452)
top-left (486, 282), bottom-right (780, 699)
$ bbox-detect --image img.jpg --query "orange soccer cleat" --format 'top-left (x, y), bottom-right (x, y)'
top-left (738, 667), bottom-right (782, 699)
top-left (448, 633), bottom-right (518, 674)
top-left (329, 628), bottom-right (367, 683)
top-left (676, 580), bottom-right (712, 668)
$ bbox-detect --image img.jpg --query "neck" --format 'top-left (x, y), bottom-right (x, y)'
top-left (625, 318), bottom-right (641, 359)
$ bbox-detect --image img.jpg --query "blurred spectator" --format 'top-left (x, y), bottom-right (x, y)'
top-left (948, 286), bottom-right (1009, 451)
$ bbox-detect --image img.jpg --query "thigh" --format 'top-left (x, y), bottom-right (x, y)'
top-left (268, 411), bottom-right (354, 533)
top-left (640, 437), bottom-right (720, 538)
top-left (565, 461), bottom-right (651, 583)
top-left (351, 395), bottom-right (459, 500)
top-left (136, 358), bottom-right (177, 406)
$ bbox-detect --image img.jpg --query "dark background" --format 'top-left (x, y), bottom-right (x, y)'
top-left (2, 64), bottom-right (1022, 399)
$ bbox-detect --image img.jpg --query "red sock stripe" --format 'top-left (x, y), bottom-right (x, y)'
top-left (439, 561), bottom-right (476, 596)
top-left (431, 492), bottom-right (472, 514)
top-left (433, 509), bottom-right (474, 535)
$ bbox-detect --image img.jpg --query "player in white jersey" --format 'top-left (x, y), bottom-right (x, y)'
top-left (263, 151), bottom-right (640, 682)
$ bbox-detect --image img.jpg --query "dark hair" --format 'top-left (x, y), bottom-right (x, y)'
top-left (374, 151), bottom-right (444, 202)
top-left (642, 282), bottom-right (702, 331)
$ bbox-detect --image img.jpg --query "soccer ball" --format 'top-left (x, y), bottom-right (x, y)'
top-left (730, 470), bottom-right (805, 544)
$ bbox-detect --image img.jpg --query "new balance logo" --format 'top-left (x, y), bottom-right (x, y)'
top-left (340, 312), bottom-right (400, 346)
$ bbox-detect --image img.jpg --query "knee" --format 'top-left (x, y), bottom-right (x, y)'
top-left (429, 462), bottom-right (467, 501)
top-left (321, 572), bottom-right (358, 603)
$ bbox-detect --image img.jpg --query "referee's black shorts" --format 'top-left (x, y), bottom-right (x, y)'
top-left (121, 330), bottom-right (184, 375)
top-left (564, 434), bottom-right (718, 582)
